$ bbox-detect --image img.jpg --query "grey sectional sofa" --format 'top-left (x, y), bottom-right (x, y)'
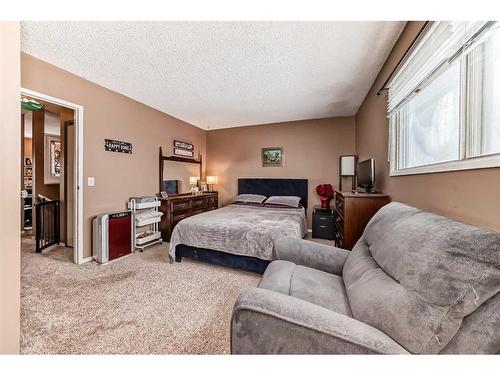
top-left (231, 202), bottom-right (500, 354)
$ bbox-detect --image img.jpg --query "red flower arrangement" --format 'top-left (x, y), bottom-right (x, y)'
top-left (316, 184), bottom-right (334, 208)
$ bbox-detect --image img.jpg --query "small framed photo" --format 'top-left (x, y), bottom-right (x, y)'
top-left (24, 166), bottom-right (32, 177)
top-left (174, 148), bottom-right (194, 158)
top-left (200, 182), bottom-right (208, 192)
top-left (160, 191), bottom-right (169, 199)
top-left (25, 157), bottom-right (32, 166)
top-left (173, 140), bottom-right (194, 151)
top-left (262, 147), bottom-right (283, 167)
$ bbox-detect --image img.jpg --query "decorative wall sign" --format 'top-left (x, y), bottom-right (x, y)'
top-left (174, 148), bottom-right (194, 158)
top-left (262, 147), bottom-right (283, 167)
top-left (105, 139), bottom-right (133, 154)
top-left (173, 140), bottom-right (194, 151)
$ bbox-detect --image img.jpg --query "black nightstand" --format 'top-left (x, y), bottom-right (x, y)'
top-left (312, 205), bottom-right (335, 240)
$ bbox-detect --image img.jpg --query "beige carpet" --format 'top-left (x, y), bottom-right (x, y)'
top-left (20, 237), bottom-right (260, 354)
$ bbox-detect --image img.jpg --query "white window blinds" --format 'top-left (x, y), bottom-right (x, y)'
top-left (387, 21), bottom-right (496, 115)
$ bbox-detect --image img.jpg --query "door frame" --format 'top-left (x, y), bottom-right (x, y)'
top-left (21, 88), bottom-right (85, 265)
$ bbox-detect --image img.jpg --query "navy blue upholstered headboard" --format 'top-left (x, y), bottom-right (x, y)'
top-left (237, 178), bottom-right (308, 211)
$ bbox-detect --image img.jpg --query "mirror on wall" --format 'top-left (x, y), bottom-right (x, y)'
top-left (162, 159), bottom-right (200, 194)
top-left (159, 147), bottom-right (202, 195)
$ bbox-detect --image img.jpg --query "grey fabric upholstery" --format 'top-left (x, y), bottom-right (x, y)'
top-left (441, 292), bottom-right (500, 354)
top-left (231, 288), bottom-right (408, 354)
top-left (259, 260), bottom-right (352, 316)
top-left (231, 202), bottom-right (500, 354)
top-left (274, 237), bottom-right (349, 275)
top-left (343, 202), bottom-right (500, 354)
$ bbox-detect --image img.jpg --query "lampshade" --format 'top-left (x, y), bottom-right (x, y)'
top-left (189, 176), bottom-right (199, 185)
top-left (206, 176), bottom-right (218, 185)
top-left (340, 155), bottom-right (356, 176)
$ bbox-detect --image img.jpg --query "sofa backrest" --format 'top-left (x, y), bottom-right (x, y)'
top-left (342, 202), bottom-right (500, 354)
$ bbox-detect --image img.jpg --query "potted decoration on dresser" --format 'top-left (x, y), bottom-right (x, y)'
top-left (316, 183), bottom-right (334, 208)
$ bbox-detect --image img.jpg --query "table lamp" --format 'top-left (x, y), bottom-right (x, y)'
top-left (206, 176), bottom-right (218, 192)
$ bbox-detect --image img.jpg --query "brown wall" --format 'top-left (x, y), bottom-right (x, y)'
top-left (0, 21), bottom-right (21, 354)
top-left (22, 53), bottom-right (207, 258)
top-left (356, 21), bottom-right (500, 232)
top-left (24, 137), bottom-right (32, 158)
top-left (206, 117), bottom-right (356, 226)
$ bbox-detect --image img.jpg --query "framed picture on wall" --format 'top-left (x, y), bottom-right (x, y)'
top-left (25, 157), bottom-right (32, 166)
top-left (44, 134), bottom-right (61, 184)
top-left (262, 147), bottom-right (283, 167)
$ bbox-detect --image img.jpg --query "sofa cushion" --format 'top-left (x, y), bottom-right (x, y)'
top-left (342, 202), bottom-right (500, 354)
top-left (259, 260), bottom-right (352, 317)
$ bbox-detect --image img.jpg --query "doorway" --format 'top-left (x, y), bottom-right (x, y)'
top-left (20, 88), bottom-right (84, 264)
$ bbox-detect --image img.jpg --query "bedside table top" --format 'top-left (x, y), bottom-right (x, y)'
top-left (313, 205), bottom-right (334, 215)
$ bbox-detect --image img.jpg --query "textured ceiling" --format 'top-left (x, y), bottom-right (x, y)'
top-left (21, 21), bottom-right (405, 129)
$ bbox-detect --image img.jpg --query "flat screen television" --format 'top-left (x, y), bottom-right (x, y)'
top-left (356, 159), bottom-right (375, 193)
top-left (163, 180), bottom-right (179, 195)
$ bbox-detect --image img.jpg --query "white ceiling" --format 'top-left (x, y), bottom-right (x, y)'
top-left (21, 21), bottom-right (405, 130)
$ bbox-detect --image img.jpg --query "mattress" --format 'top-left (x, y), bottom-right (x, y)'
top-left (168, 204), bottom-right (307, 262)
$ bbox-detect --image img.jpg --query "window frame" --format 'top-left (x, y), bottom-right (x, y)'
top-left (389, 35), bottom-right (500, 177)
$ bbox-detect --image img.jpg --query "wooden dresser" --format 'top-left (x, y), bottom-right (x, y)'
top-left (159, 192), bottom-right (218, 242)
top-left (333, 190), bottom-right (390, 250)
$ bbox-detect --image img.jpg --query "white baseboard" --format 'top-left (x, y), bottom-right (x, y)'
top-left (82, 256), bottom-right (94, 264)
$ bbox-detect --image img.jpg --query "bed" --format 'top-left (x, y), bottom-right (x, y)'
top-left (168, 178), bottom-right (308, 273)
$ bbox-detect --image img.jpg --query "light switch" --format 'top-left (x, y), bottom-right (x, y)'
top-left (88, 177), bottom-right (95, 187)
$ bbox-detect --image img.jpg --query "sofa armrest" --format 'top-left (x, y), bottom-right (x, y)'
top-left (231, 288), bottom-right (408, 354)
top-left (273, 237), bottom-right (350, 275)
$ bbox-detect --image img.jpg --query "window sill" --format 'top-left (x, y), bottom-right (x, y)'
top-left (390, 153), bottom-right (500, 176)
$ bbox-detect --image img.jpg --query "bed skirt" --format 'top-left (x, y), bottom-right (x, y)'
top-left (175, 244), bottom-right (270, 274)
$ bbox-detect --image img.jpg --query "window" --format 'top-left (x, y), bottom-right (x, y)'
top-left (473, 32), bottom-right (500, 157)
top-left (388, 21), bottom-right (500, 176)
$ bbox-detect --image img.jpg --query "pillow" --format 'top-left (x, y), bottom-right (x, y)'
top-left (234, 194), bottom-right (267, 204)
top-left (231, 201), bottom-right (264, 207)
top-left (264, 203), bottom-right (303, 209)
top-left (265, 195), bottom-right (301, 208)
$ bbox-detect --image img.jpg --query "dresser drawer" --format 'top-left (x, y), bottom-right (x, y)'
top-left (191, 208), bottom-right (206, 216)
top-left (172, 200), bottom-right (190, 212)
top-left (207, 205), bottom-right (217, 211)
top-left (172, 211), bottom-right (190, 223)
top-left (313, 225), bottom-right (335, 240)
top-left (191, 198), bottom-right (206, 208)
top-left (207, 196), bottom-right (218, 205)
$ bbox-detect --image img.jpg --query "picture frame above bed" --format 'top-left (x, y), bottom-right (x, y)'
top-left (262, 147), bottom-right (283, 167)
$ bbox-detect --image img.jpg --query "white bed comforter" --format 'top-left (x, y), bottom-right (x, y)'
top-left (168, 204), bottom-right (307, 262)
